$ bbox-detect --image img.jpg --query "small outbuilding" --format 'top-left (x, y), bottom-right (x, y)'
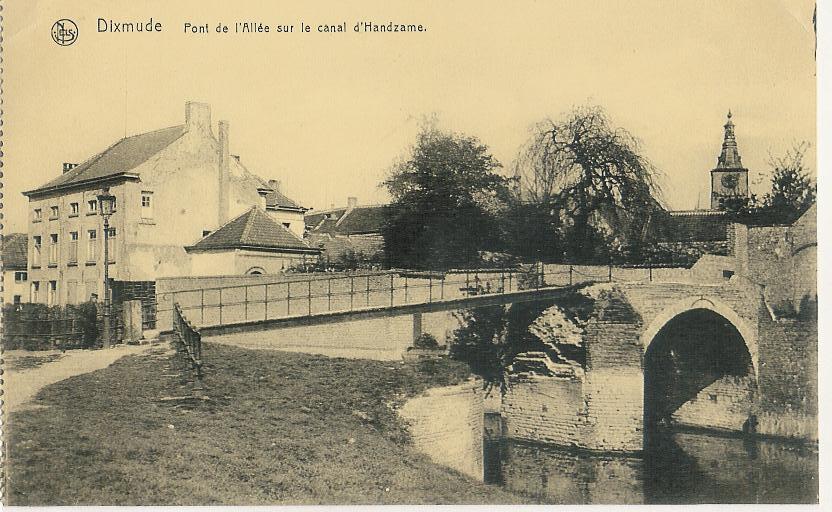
top-left (185, 207), bottom-right (320, 275)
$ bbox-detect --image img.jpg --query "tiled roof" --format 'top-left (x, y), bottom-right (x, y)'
top-left (25, 125), bottom-right (186, 195)
top-left (187, 207), bottom-right (318, 253)
top-left (1, 233), bottom-right (28, 270)
top-left (305, 205), bottom-right (385, 235)
top-left (335, 206), bottom-right (386, 235)
top-left (649, 210), bottom-right (731, 242)
top-left (266, 188), bottom-right (306, 211)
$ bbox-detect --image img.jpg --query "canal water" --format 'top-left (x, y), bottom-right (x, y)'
top-left (483, 414), bottom-right (818, 504)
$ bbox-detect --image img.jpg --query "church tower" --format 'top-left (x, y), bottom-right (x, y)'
top-left (710, 111), bottom-right (749, 210)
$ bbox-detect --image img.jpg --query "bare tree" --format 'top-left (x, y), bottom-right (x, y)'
top-left (513, 105), bottom-right (664, 261)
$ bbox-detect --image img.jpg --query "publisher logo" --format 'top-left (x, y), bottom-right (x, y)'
top-left (51, 19), bottom-right (78, 46)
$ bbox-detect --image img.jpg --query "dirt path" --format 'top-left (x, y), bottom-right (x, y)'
top-left (4, 344), bottom-right (154, 412)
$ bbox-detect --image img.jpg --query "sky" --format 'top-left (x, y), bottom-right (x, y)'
top-left (3, 0), bottom-right (817, 233)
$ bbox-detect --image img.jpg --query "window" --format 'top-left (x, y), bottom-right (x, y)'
top-left (32, 235), bottom-right (42, 267)
top-left (48, 281), bottom-right (58, 306)
top-left (14, 271), bottom-right (27, 283)
top-left (66, 280), bottom-right (77, 305)
top-left (68, 231), bottom-right (79, 263)
top-left (87, 229), bottom-right (98, 262)
top-left (31, 281), bottom-right (40, 302)
top-left (70, 202), bottom-right (80, 216)
top-left (50, 206), bottom-right (60, 219)
top-left (106, 228), bottom-right (117, 262)
top-left (141, 192), bottom-right (153, 218)
top-left (33, 208), bottom-right (42, 222)
top-left (282, 222), bottom-right (291, 229)
top-left (88, 200), bottom-right (98, 214)
top-left (85, 280), bottom-right (98, 301)
top-left (202, 230), bottom-right (212, 237)
top-left (49, 234), bottom-right (59, 264)
top-left (13, 295), bottom-right (21, 305)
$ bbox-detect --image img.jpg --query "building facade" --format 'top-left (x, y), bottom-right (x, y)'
top-left (22, 101), bottom-right (310, 305)
top-left (2, 233), bottom-right (29, 304)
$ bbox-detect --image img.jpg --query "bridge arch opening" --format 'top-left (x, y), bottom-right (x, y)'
top-left (643, 308), bottom-right (757, 436)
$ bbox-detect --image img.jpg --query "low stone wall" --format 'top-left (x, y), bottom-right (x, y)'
top-left (398, 380), bottom-right (485, 480)
top-left (207, 311), bottom-right (458, 361)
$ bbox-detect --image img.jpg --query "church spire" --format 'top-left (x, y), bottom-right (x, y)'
top-left (716, 110), bottom-right (743, 169)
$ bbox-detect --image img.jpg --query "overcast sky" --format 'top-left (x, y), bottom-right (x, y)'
top-left (4, 0), bottom-right (816, 232)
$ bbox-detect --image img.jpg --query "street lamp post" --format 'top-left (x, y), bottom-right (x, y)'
top-left (98, 188), bottom-right (116, 349)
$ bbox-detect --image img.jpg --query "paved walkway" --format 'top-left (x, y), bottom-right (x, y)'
top-left (4, 344), bottom-right (153, 413)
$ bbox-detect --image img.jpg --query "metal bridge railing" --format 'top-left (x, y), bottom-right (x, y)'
top-left (173, 302), bottom-right (205, 393)
top-left (157, 262), bottom-right (691, 330)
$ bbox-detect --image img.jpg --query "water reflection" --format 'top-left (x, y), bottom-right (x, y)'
top-left (484, 414), bottom-right (817, 504)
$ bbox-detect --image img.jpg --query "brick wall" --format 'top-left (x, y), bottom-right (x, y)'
top-left (672, 375), bottom-right (755, 431)
top-left (503, 373), bottom-right (584, 447)
top-left (398, 380), bottom-right (484, 480)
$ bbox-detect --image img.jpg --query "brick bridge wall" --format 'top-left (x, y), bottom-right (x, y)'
top-left (503, 279), bottom-right (817, 451)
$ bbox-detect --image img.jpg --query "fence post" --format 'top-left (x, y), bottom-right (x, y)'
top-left (219, 288), bottom-right (223, 325)
top-left (390, 274), bottom-right (394, 307)
top-left (466, 270), bottom-right (470, 296)
top-left (608, 264), bottom-right (612, 283)
top-left (327, 278), bottom-right (332, 311)
top-left (366, 275), bottom-right (370, 306)
top-left (200, 289), bottom-right (205, 324)
top-left (569, 265), bottom-right (573, 286)
top-left (265, 284), bottom-right (269, 320)
top-left (350, 276), bottom-right (355, 310)
top-left (404, 274), bottom-right (408, 303)
top-left (307, 279), bottom-right (312, 316)
top-left (441, 274), bottom-right (445, 299)
top-left (287, 282), bottom-right (291, 316)
top-left (244, 286), bottom-right (249, 321)
top-left (649, 263), bottom-right (653, 282)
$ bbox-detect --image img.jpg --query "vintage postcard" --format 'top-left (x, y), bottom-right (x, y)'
top-left (0, 0), bottom-right (821, 507)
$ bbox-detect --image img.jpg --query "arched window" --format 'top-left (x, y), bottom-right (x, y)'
top-left (246, 267), bottom-right (265, 275)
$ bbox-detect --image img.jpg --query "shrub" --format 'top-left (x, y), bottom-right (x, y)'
top-left (413, 332), bottom-right (440, 349)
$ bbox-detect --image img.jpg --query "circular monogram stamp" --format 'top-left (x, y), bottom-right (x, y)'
top-left (51, 19), bottom-right (79, 46)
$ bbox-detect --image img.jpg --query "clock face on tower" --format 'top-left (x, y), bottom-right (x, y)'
top-left (721, 174), bottom-right (739, 190)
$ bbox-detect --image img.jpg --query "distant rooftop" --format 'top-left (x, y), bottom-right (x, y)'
top-left (187, 207), bottom-right (318, 254)
top-left (1, 233), bottom-right (28, 270)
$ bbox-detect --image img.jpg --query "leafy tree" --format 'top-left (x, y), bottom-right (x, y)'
top-left (382, 127), bottom-right (510, 269)
top-left (513, 105), bottom-right (663, 262)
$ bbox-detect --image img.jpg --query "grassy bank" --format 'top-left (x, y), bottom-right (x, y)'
top-left (6, 343), bottom-right (526, 505)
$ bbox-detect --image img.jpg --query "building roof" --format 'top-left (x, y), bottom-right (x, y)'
top-left (25, 125), bottom-right (187, 196)
top-left (649, 210), bottom-right (731, 243)
top-left (714, 111), bottom-right (746, 171)
top-left (187, 207), bottom-right (318, 253)
top-left (306, 205), bottom-right (385, 235)
top-left (266, 188), bottom-right (306, 211)
top-left (1, 233), bottom-right (28, 270)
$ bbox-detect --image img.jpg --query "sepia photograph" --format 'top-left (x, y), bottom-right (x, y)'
top-left (0, 0), bottom-right (822, 507)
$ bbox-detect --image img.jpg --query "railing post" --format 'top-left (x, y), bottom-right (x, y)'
top-left (608, 264), bottom-right (612, 283)
top-left (429, 274), bottom-right (433, 302)
top-left (244, 285), bottom-right (249, 321)
top-left (327, 278), bottom-right (332, 311)
top-left (200, 289), bottom-right (205, 324)
top-left (265, 284), bottom-right (269, 320)
top-left (307, 279), bottom-right (312, 316)
top-left (366, 275), bottom-right (370, 306)
top-left (287, 282), bottom-right (291, 316)
top-left (404, 275), bottom-right (408, 303)
top-left (649, 263), bottom-right (653, 282)
top-left (350, 276), bottom-right (355, 310)
top-left (508, 271), bottom-right (513, 292)
top-left (466, 270), bottom-right (470, 296)
top-left (500, 270), bottom-right (505, 294)
top-left (219, 288), bottom-right (223, 325)
top-left (569, 265), bottom-right (573, 286)
top-left (390, 274), bottom-right (394, 307)
top-left (441, 274), bottom-right (445, 299)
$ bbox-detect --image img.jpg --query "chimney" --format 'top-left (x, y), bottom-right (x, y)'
top-left (256, 187), bottom-right (271, 210)
top-left (185, 101), bottom-right (211, 134)
top-left (268, 179), bottom-right (282, 193)
top-left (62, 162), bottom-right (78, 173)
top-left (347, 196), bottom-right (358, 210)
top-left (218, 120), bottom-right (230, 226)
